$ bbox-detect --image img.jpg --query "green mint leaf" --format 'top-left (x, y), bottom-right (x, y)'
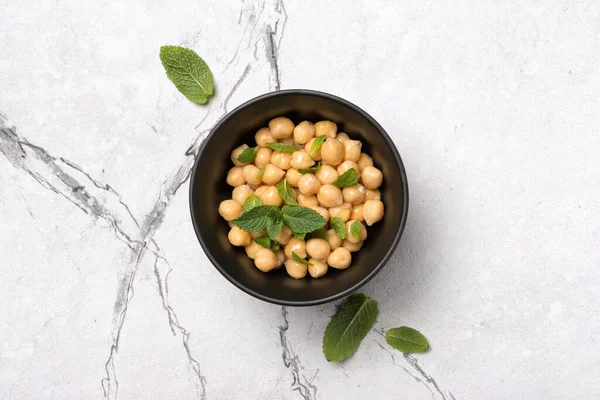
top-left (310, 227), bottom-right (329, 241)
top-left (256, 164), bottom-right (266, 179)
top-left (330, 217), bottom-right (347, 239)
top-left (282, 205), bottom-right (327, 234)
top-left (237, 146), bottom-right (258, 163)
top-left (309, 135), bottom-right (327, 158)
top-left (266, 142), bottom-right (298, 152)
top-left (298, 163), bottom-right (321, 174)
top-left (276, 179), bottom-right (298, 206)
top-left (254, 236), bottom-right (272, 249)
top-left (243, 195), bottom-right (263, 212)
top-left (292, 251), bottom-right (311, 266)
top-left (266, 208), bottom-right (284, 240)
top-left (350, 220), bottom-right (361, 239)
top-left (271, 242), bottom-right (280, 250)
top-left (385, 327), bottom-right (429, 353)
top-left (232, 205), bottom-right (278, 232)
top-left (322, 293), bottom-right (379, 362)
top-left (159, 46), bottom-right (214, 105)
top-left (294, 232), bottom-right (306, 239)
top-left (333, 168), bottom-right (359, 188)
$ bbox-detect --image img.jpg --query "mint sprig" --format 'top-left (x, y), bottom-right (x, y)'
top-left (255, 236), bottom-right (280, 250)
top-left (310, 227), bottom-right (329, 241)
top-left (266, 208), bottom-right (284, 240)
top-left (232, 205), bottom-right (279, 232)
top-left (159, 46), bottom-right (214, 105)
top-left (243, 195), bottom-right (263, 212)
top-left (237, 146), bottom-right (258, 163)
top-left (266, 142), bottom-right (297, 153)
top-left (282, 205), bottom-right (327, 234)
top-left (350, 220), bottom-right (361, 239)
top-left (385, 327), bottom-right (429, 353)
top-left (256, 164), bottom-right (266, 179)
top-left (330, 217), bottom-right (346, 239)
top-left (309, 135), bottom-right (327, 158)
top-left (333, 168), bottom-right (359, 188)
top-left (292, 251), bottom-right (311, 266)
top-left (276, 179), bottom-right (298, 206)
top-left (298, 164), bottom-right (321, 174)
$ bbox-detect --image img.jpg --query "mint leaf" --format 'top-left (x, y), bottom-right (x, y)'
top-left (309, 135), bottom-right (327, 158)
top-left (256, 164), bottom-right (266, 179)
top-left (159, 46), bottom-right (214, 105)
top-left (294, 232), bottom-right (306, 239)
top-left (330, 217), bottom-right (346, 239)
top-left (276, 179), bottom-right (298, 206)
top-left (298, 163), bottom-right (321, 174)
top-left (237, 146), bottom-right (258, 163)
top-left (266, 142), bottom-right (297, 152)
top-left (350, 221), bottom-right (361, 239)
top-left (310, 227), bottom-right (329, 241)
top-left (243, 195), bottom-right (263, 212)
top-left (282, 205), bottom-right (326, 234)
top-left (266, 208), bottom-right (284, 240)
top-left (322, 293), bottom-right (379, 362)
top-left (292, 251), bottom-right (311, 266)
top-left (385, 327), bottom-right (429, 353)
top-left (255, 236), bottom-right (272, 249)
top-left (333, 168), bottom-right (359, 188)
top-left (232, 205), bottom-right (279, 232)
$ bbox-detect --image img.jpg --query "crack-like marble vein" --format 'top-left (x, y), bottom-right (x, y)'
top-left (404, 354), bottom-right (456, 400)
top-left (265, 0), bottom-right (288, 91)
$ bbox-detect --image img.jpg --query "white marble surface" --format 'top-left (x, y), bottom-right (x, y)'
top-left (1, 1), bottom-right (600, 399)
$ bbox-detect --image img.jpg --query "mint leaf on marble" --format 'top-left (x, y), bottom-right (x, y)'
top-left (333, 168), bottom-right (359, 188)
top-left (385, 327), bottom-right (429, 353)
top-left (282, 205), bottom-right (326, 234)
top-left (159, 46), bottom-right (214, 104)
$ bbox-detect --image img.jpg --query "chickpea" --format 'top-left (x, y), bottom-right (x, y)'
top-left (275, 249), bottom-right (286, 267)
top-left (290, 151), bottom-right (315, 170)
top-left (298, 194), bottom-right (319, 207)
top-left (304, 137), bottom-right (322, 161)
top-left (320, 137), bottom-right (345, 166)
top-left (271, 151), bottom-right (292, 170)
top-left (274, 224), bottom-right (293, 245)
top-left (281, 137), bottom-right (297, 147)
top-left (309, 206), bottom-right (329, 222)
top-left (329, 202), bottom-right (352, 222)
top-left (293, 121), bottom-right (315, 144)
top-left (363, 200), bottom-right (384, 226)
top-left (254, 248), bottom-right (278, 272)
top-left (336, 132), bottom-right (351, 143)
top-left (226, 166), bottom-right (246, 187)
top-left (298, 174), bottom-right (321, 196)
top-left (218, 199), bottom-right (243, 221)
top-left (228, 226), bottom-right (251, 247)
top-left (251, 229), bottom-right (267, 239)
top-left (345, 220), bottom-right (367, 243)
top-left (351, 204), bottom-right (364, 221)
top-left (259, 186), bottom-right (283, 207)
top-left (255, 127), bottom-right (276, 147)
top-left (357, 153), bottom-right (373, 170)
top-left (315, 165), bottom-right (339, 184)
top-left (232, 185), bottom-right (254, 205)
top-left (343, 140), bottom-right (362, 162)
top-left (315, 120), bottom-right (337, 138)
top-left (327, 229), bottom-right (342, 250)
top-left (261, 163), bottom-right (285, 185)
top-left (361, 166), bottom-right (383, 189)
top-left (285, 259), bottom-right (308, 279)
top-left (337, 160), bottom-right (359, 176)
top-left (255, 148), bottom-right (272, 167)
top-left (254, 185), bottom-right (268, 197)
top-left (308, 259), bottom-right (328, 278)
top-left (231, 144), bottom-right (249, 167)
top-left (269, 116), bottom-right (294, 139)
top-left (306, 238), bottom-right (331, 261)
top-left (243, 164), bottom-right (263, 186)
top-left (285, 237), bottom-right (307, 259)
top-left (327, 247), bottom-right (352, 269)
top-left (286, 169), bottom-right (302, 187)
top-left (365, 188), bottom-right (381, 201)
top-left (342, 184), bottom-right (366, 205)
top-left (245, 241), bottom-right (262, 259)
top-left (317, 184), bottom-right (343, 208)
top-left (343, 239), bottom-right (363, 252)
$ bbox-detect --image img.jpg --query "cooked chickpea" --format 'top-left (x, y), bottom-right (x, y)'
top-left (317, 184), bottom-right (343, 208)
top-left (255, 148), bottom-right (272, 167)
top-left (251, 229), bottom-right (267, 239)
top-left (226, 166), bottom-right (246, 187)
top-left (336, 132), bottom-right (350, 143)
top-left (357, 153), bottom-right (373, 170)
top-left (274, 224), bottom-right (293, 245)
top-left (361, 166), bottom-right (383, 190)
top-left (275, 249), bottom-right (286, 267)
top-left (281, 137), bottom-right (297, 147)
top-left (232, 185), bottom-right (254, 205)
top-left (327, 229), bottom-right (342, 250)
top-left (228, 226), bottom-right (251, 247)
top-left (315, 120), bottom-right (337, 138)
top-left (342, 239), bottom-right (363, 252)
top-left (286, 169), bottom-right (302, 187)
top-left (304, 137), bottom-right (322, 161)
top-left (261, 163), bottom-right (285, 185)
top-left (365, 188), bottom-right (381, 201)
top-left (298, 174), bottom-right (321, 195)
top-left (315, 165), bottom-right (338, 184)
top-left (343, 140), bottom-right (362, 162)
top-left (255, 248), bottom-right (278, 272)
top-left (329, 202), bottom-right (352, 222)
top-left (293, 121), bottom-right (315, 144)
top-left (308, 259), bottom-right (328, 278)
top-left (298, 194), bottom-right (319, 207)
top-left (327, 247), bottom-right (352, 269)
top-left (290, 151), bottom-right (314, 170)
top-left (254, 185), bottom-right (268, 197)
top-left (306, 238), bottom-right (331, 261)
top-left (245, 241), bottom-right (262, 259)
top-left (269, 116), bottom-right (294, 139)
top-left (285, 237), bottom-right (306, 259)
top-left (243, 164), bottom-right (263, 186)
top-left (351, 204), bottom-right (364, 221)
top-left (259, 186), bottom-right (283, 206)
top-left (363, 200), bottom-right (384, 226)
top-left (345, 220), bottom-right (367, 243)
top-left (309, 206), bottom-right (329, 222)
top-left (255, 127), bottom-right (276, 147)
top-left (320, 137), bottom-right (345, 166)
top-left (218, 199), bottom-right (243, 221)
top-left (271, 151), bottom-right (292, 170)
top-left (231, 144), bottom-right (249, 167)
top-left (337, 160), bottom-right (359, 176)
top-left (342, 184), bottom-right (366, 205)
top-left (285, 259), bottom-right (308, 279)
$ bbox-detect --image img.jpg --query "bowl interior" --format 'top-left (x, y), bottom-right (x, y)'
top-left (190, 91), bottom-right (408, 305)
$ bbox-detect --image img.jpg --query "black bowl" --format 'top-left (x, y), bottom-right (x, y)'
top-left (190, 89), bottom-right (409, 306)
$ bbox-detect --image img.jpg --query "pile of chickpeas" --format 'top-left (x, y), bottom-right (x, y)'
top-left (218, 117), bottom-right (385, 279)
